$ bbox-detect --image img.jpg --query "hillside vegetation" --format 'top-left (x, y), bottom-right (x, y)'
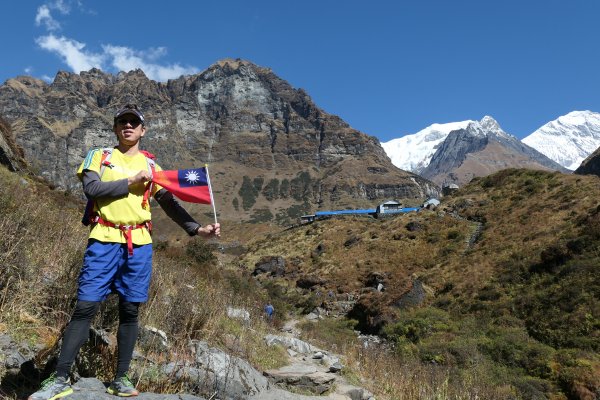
top-left (0, 166), bottom-right (286, 399)
top-left (241, 168), bottom-right (600, 399)
top-left (0, 166), bottom-right (598, 399)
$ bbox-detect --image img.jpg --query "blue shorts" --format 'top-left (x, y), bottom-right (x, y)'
top-left (78, 240), bottom-right (153, 302)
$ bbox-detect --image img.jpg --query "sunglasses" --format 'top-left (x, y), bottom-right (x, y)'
top-left (116, 118), bottom-right (142, 127)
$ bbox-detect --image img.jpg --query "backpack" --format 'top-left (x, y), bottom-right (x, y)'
top-left (81, 148), bottom-right (156, 226)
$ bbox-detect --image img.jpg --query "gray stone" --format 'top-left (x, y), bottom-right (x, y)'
top-left (138, 325), bottom-right (169, 353)
top-left (264, 335), bottom-right (320, 355)
top-left (328, 362), bottom-right (343, 373)
top-left (162, 340), bottom-right (270, 399)
top-left (264, 363), bottom-right (335, 395)
top-left (336, 382), bottom-right (376, 400)
top-left (226, 307), bottom-right (251, 322)
top-left (304, 312), bottom-right (320, 321)
top-left (62, 377), bottom-right (207, 399)
top-left (4, 349), bottom-right (28, 369)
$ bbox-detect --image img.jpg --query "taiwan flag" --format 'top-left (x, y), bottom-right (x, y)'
top-left (152, 167), bottom-right (212, 204)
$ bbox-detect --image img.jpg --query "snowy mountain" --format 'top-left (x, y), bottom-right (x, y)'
top-left (381, 120), bottom-right (474, 173)
top-left (419, 116), bottom-right (565, 186)
top-left (381, 116), bottom-right (512, 173)
top-left (522, 111), bottom-right (600, 170)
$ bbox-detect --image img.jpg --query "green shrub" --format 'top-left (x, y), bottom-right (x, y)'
top-left (478, 327), bottom-right (554, 378)
top-left (249, 208), bottom-right (273, 223)
top-left (298, 318), bottom-right (358, 350)
top-left (262, 179), bottom-right (280, 201)
top-left (289, 172), bottom-right (312, 201)
top-left (239, 176), bottom-right (258, 210)
top-left (186, 239), bottom-right (216, 265)
top-left (252, 177), bottom-right (264, 192)
top-left (279, 179), bottom-right (290, 198)
top-left (384, 308), bottom-right (455, 344)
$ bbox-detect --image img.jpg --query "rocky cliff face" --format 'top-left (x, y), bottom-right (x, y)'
top-left (421, 117), bottom-right (567, 186)
top-left (0, 59), bottom-right (437, 222)
top-left (574, 146), bottom-right (600, 176)
top-left (0, 116), bottom-right (26, 171)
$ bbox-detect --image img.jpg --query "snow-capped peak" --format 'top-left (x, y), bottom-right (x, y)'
top-left (382, 116), bottom-right (506, 173)
top-left (522, 111), bottom-right (600, 170)
top-left (381, 120), bottom-right (474, 173)
top-left (480, 115), bottom-right (503, 133)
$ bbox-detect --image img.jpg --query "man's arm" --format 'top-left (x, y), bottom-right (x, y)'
top-left (82, 170), bottom-right (129, 198)
top-left (82, 169), bottom-right (152, 199)
top-left (154, 188), bottom-right (201, 236)
top-left (154, 189), bottom-right (221, 237)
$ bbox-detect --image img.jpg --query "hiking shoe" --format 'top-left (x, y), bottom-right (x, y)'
top-left (107, 375), bottom-right (139, 397)
top-left (28, 373), bottom-right (73, 400)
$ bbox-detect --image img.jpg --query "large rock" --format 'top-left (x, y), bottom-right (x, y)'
top-left (55, 377), bottom-right (207, 400)
top-left (575, 145), bottom-right (600, 176)
top-left (264, 363), bottom-right (335, 395)
top-left (264, 335), bottom-right (320, 355)
top-left (162, 340), bottom-right (269, 399)
top-left (0, 116), bottom-right (25, 171)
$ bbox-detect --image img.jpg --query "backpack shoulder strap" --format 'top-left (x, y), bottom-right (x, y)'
top-left (141, 151), bottom-right (157, 210)
top-left (98, 147), bottom-right (114, 178)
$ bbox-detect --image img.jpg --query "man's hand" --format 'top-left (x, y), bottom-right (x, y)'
top-left (196, 223), bottom-right (221, 238)
top-left (128, 170), bottom-right (152, 186)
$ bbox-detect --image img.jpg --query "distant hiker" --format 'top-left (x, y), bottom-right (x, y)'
top-left (264, 303), bottom-right (274, 321)
top-left (28, 104), bottom-right (220, 400)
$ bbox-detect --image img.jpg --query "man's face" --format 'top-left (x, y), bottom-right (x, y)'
top-left (113, 114), bottom-right (146, 146)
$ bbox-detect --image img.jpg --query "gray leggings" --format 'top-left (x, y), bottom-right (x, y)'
top-left (55, 299), bottom-right (139, 380)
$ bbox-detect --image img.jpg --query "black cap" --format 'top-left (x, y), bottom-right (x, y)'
top-left (114, 104), bottom-right (145, 125)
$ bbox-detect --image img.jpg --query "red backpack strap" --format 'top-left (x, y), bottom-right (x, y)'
top-left (139, 150), bottom-right (156, 160)
top-left (141, 153), bottom-right (156, 210)
top-left (99, 148), bottom-right (114, 177)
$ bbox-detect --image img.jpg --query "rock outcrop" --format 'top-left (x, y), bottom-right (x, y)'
top-left (574, 145), bottom-right (600, 176)
top-left (2, 330), bottom-right (373, 400)
top-left (0, 115), bottom-right (26, 171)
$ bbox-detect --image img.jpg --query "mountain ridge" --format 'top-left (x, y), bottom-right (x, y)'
top-left (418, 117), bottom-right (565, 185)
top-left (383, 110), bottom-right (600, 176)
top-left (522, 110), bottom-right (600, 170)
top-left (0, 59), bottom-right (438, 224)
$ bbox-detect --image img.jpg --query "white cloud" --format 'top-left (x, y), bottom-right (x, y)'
top-left (35, 1), bottom-right (73, 31)
top-left (34, 1), bottom-right (198, 83)
top-left (103, 45), bottom-right (198, 81)
top-left (36, 35), bottom-right (198, 81)
top-left (35, 5), bottom-right (61, 31)
top-left (36, 34), bottom-right (105, 73)
top-left (25, 67), bottom-right (34, 74)
top-left (53, 0), bottom-right (71, 14)
top-left (145, 47), bottom-right (168, 62)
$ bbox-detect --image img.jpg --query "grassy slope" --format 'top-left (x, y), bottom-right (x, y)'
top-left (241, 168), bottom-right (600, 399)
top-left (0, 165), bottom-right (286, 399)
top-left (1, 165), bottom-right (598, 399)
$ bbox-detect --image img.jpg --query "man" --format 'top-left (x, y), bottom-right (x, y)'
top-left (29, 104), bottom-right (220, 400)
top-left (264, 303), bottom-right (274, 321)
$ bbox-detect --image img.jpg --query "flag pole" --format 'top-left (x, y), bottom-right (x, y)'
top-left (205, 164), bottom-right (218, 226)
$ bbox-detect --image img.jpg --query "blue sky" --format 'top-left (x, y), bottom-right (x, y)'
top-left (0, 0), bottom-right (598, 141)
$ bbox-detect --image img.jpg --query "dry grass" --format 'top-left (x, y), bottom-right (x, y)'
top-left (1, 166), bottom-right (599, 399)
top-left (0, 165), bottom-right (286, 398)
top-left (241, 169), bottom-right (600, 399)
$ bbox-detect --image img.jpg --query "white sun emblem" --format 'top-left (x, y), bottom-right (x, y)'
top-left (185, 170), bottom-right (200, 184)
